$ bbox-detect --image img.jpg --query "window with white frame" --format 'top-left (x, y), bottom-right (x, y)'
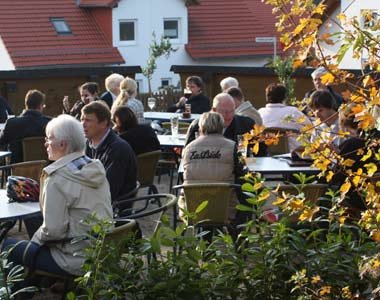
top-left (119, 20), bottom-right (136, 42)
top-left (163, 19), bottom-right (179, 39)
top-left (161, 78), bottom-right (171, 88)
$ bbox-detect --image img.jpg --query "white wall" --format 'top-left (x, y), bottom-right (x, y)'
top-left (319, 0), bottom-right (380, 70)
top-left (113, 0), bottom-right (271, 93)
top-left (0, 36), bottom-right (15, 70)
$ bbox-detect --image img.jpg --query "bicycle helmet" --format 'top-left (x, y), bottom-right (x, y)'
top-left (7, 176), bottom-right (40, 202)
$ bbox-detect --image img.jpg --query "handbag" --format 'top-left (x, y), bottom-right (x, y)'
top-left (6, 175), bottom-right (40, 203)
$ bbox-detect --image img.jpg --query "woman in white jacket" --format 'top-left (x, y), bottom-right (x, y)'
top-left (2, 114), bottom-right (113, 276)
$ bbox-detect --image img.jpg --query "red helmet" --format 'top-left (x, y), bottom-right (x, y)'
top-left (7, 176), bottom-right (40, 203)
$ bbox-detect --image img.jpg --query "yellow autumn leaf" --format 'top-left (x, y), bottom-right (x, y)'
top-left (352, 175), bottom-right (361, 187)
top-left (339, 216), bottom-right (346, 224)
top-left (351, 104), bottom-right (364, 115)
top-left (326, 171), bottom-right (334, 182)
top-left (252, 142), bottom-right (259, 155)
top-left (320, 72), bottom-right (335, 85)
top-left (342, 159), bottom-right (355, 167)
top-left (273, 197), bottom-right (285, 205)
top-left (365, 163), bottom-right (377, 177)
top-left (357, 113), bottom-right (374, 129)
top-left (361, 149), bottom-right (372, 161)
top-left (292, 59), bottom-right (303, 69)
top-left (363, 75), bottom-right (375, 88)
top-left (371, 230), bottom-right (380, 242)
top-left (299, 206), bottom-right (319, 222)
top-left (289, 199), bottom-right (304, 210)
top-left (311, 275), bottom-right (321, 284)
top-left (258, 190), bottom-right (270, 202)
top-left (340, 181), bottom-right (351, 195)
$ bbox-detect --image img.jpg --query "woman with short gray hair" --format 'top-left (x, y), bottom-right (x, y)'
top-left (180, 111), bottom-right (244, 221)
top-left (198, 111), bottom-right (224, 135)
top-left (3, 114), bottom-right (113, 279)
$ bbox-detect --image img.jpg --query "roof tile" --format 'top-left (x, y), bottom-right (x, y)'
top-left (0, 0), bottom-right (124, 69)
top-left (186, 0), bottom-right (281, 59)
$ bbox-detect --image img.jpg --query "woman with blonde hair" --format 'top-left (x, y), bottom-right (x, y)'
top-left (111, 77), bottom-right (145, 123)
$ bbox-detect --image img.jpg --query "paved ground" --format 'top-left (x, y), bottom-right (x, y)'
top-left (5, 172), bottom-right (177, 299)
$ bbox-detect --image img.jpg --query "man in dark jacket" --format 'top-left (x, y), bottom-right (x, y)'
top-left (81, 101), bottom-right (137, 202)
top-left (0, 89), bottom-right (51, 163)
top-left (185, 93), bottom-right (266, 156)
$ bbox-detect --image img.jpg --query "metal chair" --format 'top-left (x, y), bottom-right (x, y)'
top-left (173, 183), bottom-right (240, 226)
top-left (22, 136), bottom-right (48, 162)
top-left (113, 193), bottom-right (177, 234)
top-left (263, 127), bottom-right (300, 156)
top-left (28, 219), bottom-right (138, 300)
top-left (136, 150), bottom-right (161, 194)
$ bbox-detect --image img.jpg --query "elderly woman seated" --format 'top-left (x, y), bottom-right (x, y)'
top-left (180, 112), bottom-right (244, 221)
top-left (2, 114), bottom-right (113, 277)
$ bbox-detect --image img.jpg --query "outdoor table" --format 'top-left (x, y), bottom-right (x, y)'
top-left (0, 189), bottom-right (40, 241)
top-left (246, 156), bottom-right (319, 175)
top-left (144, 112), bottom-right (201, 123)
top-left (157, 134), bottom-right (186, 148)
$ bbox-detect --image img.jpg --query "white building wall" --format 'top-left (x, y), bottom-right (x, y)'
top-left (319, 0), bottom-right (380, 70)
top-left (0, 36), bottom-right (15, 70)
top-left (113, 0), bottom-right (270, 93)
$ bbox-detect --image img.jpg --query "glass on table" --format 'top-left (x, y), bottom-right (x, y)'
top-left (170, 116), bottom-right (179, 138)
top-left (237, 135), bottom-right (247, 159)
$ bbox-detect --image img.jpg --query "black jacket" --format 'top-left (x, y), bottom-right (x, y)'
top-left (119, 125), bottom-right (160, 156)
top-left (0, 110), bottom-right (51, 163)
top-left (178, 93), bottom-right (211, 114)
top-left (100, 91), bottom-right (114, 109)
top-left (86, 130), bottom-right (137, 202)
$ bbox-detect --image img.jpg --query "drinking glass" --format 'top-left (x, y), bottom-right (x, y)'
top-left (147, 97), bottom-right (156, 111)
top-left (237, 135), bottom-right (247, 158)
top-left (170, 116), bottom-right (179, 138)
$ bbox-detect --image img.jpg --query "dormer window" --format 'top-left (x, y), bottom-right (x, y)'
top-left (51, 18), bottom-right (72, 35)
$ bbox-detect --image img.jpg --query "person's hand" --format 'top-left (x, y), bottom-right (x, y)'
top-left (62, 96), bottom-right (70, 111)
top-left (176, 97), bottom-right (187, 107)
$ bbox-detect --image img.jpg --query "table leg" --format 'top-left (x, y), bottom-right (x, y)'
top-left (0, 220), bottom-right (17, 243)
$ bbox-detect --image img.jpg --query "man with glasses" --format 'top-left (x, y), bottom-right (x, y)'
top-left (0, 89), bottom-right (51, 163)
top-left (185, 93), bottom-right (264, 154)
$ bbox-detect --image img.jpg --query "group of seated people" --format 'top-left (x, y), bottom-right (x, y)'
top-left (0, 67), bottom-right (375, 289)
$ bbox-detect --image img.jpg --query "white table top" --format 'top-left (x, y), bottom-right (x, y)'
top-left (246, 157), bottom-right (319, 175)
top-left (158, 134), bottom-right (186, 148)
top-left (144, 112), bottom-right (201, 122)
top-left (0, 189), bottom-right (40, 221)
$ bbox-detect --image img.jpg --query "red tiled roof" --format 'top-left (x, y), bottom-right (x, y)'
top-left (0, 0), bottom-right (124, 69)
top-left (186, 0), bottom-right (282, 59)
top-left (78, 0), bottom-right (119, 8)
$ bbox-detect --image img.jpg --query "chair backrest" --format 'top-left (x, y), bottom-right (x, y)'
top-left (106, 219), bottom-right (137, 241)
top-left (137, 150), bottom-right (161, 188)
top-left (263, 127), bottom-right (299, 156)
top-left (11, 160), bottom-right (47, 182)
top-left (161, 122), bottom-right (190, 134)
top-left (0, 160), bottom-right (47, 187)
top-left (113, 193), bottom-right (177, 234)
top-left (179, 183), bottom-right (237, 225)
top-left (22, 136), bottom-right (48, 162)
top-left (277, 184), bottom-right (328, 203)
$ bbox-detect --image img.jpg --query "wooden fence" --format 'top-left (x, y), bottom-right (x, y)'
top-left (139, 89), bottom-right (182, 112)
